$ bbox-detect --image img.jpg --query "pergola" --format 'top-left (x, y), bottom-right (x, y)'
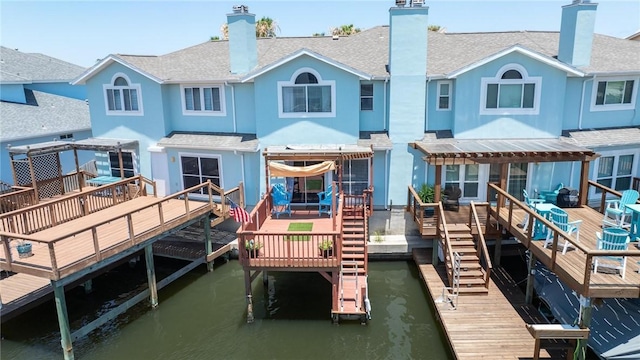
top-left (410, 136), bottom-right (599, 205)
top-left (8, 138), bottom-right (138, 200)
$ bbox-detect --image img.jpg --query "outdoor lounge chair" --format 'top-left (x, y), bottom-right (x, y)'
top-left (538, 183), bottom-right (563, 204)
top-left (544, 207), bottom-right (581, 254)
top-left (603, 189), bottom-right (639, 229)
top-left (317, 184), bottom-right (335, 217)
top-left (271, 183), bottom-right (292, 218)
top-left (593, 228), bottom-right (630, 279)
top-left (442, 186), bottom-right (462, 212)
top-left (519, 189), bottom-right (545, 229)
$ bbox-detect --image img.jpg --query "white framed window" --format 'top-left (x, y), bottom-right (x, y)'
top-left (444, 164), bottom-right (482, 200)
top-left (593, 152), bottom-right (636, 193)
top-left (179, 153), bottom-right (222, 198)
top-left (360, 83), bottom-right (373, 111)
top-left (480, 64), bottom-right (541, 115)
top-left (108, 151), bottom-right (136, 178)
top-left (277, 68), bottom-right (336, 118)
top-left (590, 77), bottom-right (638, 112)
top-left (103, 73), bottom-right (143, 116)
top-left (180, 85), bottom-right (226, 116)
top-left (437, 81), bottom-right (452, 111)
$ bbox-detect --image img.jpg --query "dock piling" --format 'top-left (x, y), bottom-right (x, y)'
top-left (204, 218), bottom-right (213, 272)
top-left (144, 245), bottom-right (158, 308)
top-left (52, 281), bottom-right (74, 360)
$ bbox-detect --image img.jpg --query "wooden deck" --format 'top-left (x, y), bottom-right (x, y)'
top-left (494, 205), bottom-right (640, 298)
top-left (0, 273), bottom-right (52, 318)
top-left (414, 248), bottom-right (566, 360)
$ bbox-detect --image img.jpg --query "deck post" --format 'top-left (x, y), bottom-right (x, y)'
top-left (576, 296), bottom-right (593, 360)
top-left (83, 279), bottom-right (93, 294)
top-left (525, 252), bottom-right (536, 304)
top-left (144, 245), bottom-right (158, 308)
top-left (245, 269), bottom-right (254, 323)
top-left (263, 270), bottom-right (268, 286)
top-left (432, 239), bottom-right (439, 265)
top-left (204, 218), bottom-right (213, 272)
top-left (52, 281), bottom-right (74, 360)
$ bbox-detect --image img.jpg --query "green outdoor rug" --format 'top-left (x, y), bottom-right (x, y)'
top-left (286, 222), bottom-right (313, 241)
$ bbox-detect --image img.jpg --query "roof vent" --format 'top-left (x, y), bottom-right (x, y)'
top-left (232, 5), bottom-right (249, 13)
top-left (395, 0), bottom-right (406, 7)
top-left (332, 35), bottom-right (339, 40)
top-left (411, 0), bottom-right (424, 6)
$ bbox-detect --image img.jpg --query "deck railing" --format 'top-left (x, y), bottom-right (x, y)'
top-left (589, 180), bottom-right (640, 212)
top-left (237, 185), bottom-right (344, 268)
top-left (0, 186), bottom-right (37, 214)
top-left (469, 202), bottom-right (492, 289)
top-left (0, 181), bottom-right (220, 280)
top-left (0, 175), bottom-right (157, 235)
top-left (406, 185), bottom-right (439, 234)
top-left (489, 183), bottom-right (640, 294)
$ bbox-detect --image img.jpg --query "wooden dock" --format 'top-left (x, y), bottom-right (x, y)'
top-left (0, 273), bottom-right (52, 320)
top-left (414, 248), bottom-right (570, 360)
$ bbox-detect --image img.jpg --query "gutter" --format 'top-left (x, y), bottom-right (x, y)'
top-left (579, 76), bottom-right (595, 130)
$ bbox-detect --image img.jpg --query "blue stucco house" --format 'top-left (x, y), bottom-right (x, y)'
top-left (71, 1), bottom-right (639, 208)
top-left (0, 47), bottom-right (92, 185)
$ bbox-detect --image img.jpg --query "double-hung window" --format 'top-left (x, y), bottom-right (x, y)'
top-left (590, 77), bottom-right (637, 112)
top-left (360, 84), bottom-right (373, 111)
top-left (480, 64), bottom-right (540, 115)
top-left (181, 85), bottom-right (225, 115)
top-left (278, 68), bottom-right (335, 118)
top-left (437, 81), bottom-right (452, 110)
top-left (103, 74), bottom-right (143, 115)
top-left (108, 151), bottom-right (136, 178)
top-left (595, 153), bottom-right (635, 192)
top-left (445, 164), bottom-right (480, 199)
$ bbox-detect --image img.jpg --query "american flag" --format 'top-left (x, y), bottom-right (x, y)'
top-left (228, 198), bottom-right (251, 223)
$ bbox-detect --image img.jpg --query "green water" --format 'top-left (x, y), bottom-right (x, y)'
top-left (1, 261), bottom-right (452, 359)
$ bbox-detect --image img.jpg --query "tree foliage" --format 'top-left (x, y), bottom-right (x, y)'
top-left (217, 16), bottom-right (280, 40)
top-left (330, 24), bottom-right (361, 36)
top-left (428, 25), bottom-right (442, 32)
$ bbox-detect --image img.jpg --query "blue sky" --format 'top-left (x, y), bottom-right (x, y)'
top-left (1, 0), bottom-right (638, 67)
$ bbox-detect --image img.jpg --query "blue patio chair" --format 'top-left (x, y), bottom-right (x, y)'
top-left (544, 207), bottom-right (581, 254)
top-left (519, 189), bottom-right (545, 230)
top-left (603, 189), bottom-right (639, 229)
top-left (538, 183), bottom-right (563, 204)
top-left (593, 228), bottom-right (630, 279)
top-left (271, 183), bottom-right (292, 218)
top-left (317, 184), bottom-right (335, 217)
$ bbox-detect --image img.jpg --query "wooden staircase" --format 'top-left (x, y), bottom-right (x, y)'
top-left (442, 223), bottom-right (489, 295)
top-left (333, 204), bottom-right (370, 322)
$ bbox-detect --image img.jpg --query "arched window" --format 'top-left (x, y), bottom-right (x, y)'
top-left (480, 64), bottom-right (540, 115)
top-left (103, 73), bottom-right (143, 115)
top-left (278, 68), bottom-right (336, 118)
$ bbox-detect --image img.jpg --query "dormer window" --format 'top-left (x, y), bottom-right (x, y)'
top-left (103, 73), bottom-right (143, 116)
top-left (480, 64), bottom-right (541, 115)
top-left (278, 68), bottom-right (336, 118)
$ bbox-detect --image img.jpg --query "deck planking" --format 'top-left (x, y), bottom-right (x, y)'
top-left (0, 273), bottom-right (52, 319)
top-left (495, 206), bottom-right (640, 298)
top-left (414, 248), bottom-right (564, 360)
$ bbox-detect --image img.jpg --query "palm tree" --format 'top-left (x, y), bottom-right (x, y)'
top-left (255, 17), bottom-right (280, 38)
top-left (330, 24), bottom-right (361, 36)
top-left (218, 16), bottom-right (280, 40)
top-left (428, 25), bottom-right (442, 32)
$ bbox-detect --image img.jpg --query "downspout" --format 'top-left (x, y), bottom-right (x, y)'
top-left (234, 150), bottom-right (246, 202)
top-left (578, 76), bottom-right (595, 130)
top-left (385, 149), bottom-right (390, 210)
top-left (225, 82), bottom-right (237, 133)
top-left (425, 77), bottom-right (430, 133)
top-left (383, 78), bottom-right (389, 131)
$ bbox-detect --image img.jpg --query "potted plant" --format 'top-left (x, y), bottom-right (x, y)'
top-left (245, 239), bottom-right (262, 258)
top-left (16, 240), bottom-right (32, 258)
top-left (418, 183), bottom-right (435, 217)
top-left (318, 239), bottom-right (333, 258)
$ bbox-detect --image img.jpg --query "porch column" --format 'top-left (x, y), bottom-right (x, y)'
top-left (144, 245), bottom-right (158, 308)
top-left (576, 296), bottom-right (593, 360)
top-left (578, 160), bottom-right (589, 206)
top-left (117, 144), bottom-right (124, 178)
top-left (52, 281), bottom-right (74, 360)
top-left (57, 153), bottom-right (64, 195)
top-left (204, 218), bottom-right (213, 272)
top-left (525, 252), bottom-right (536, 304)
top-left (73, 147), bottom-right (83, 191)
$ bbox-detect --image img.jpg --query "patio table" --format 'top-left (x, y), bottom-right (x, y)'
top-left (86, 176), bottom-right (122, 186)
top-left (625, 204), bottom-right (640, 242)
top-left (531, 203), bottom-right (560, 240)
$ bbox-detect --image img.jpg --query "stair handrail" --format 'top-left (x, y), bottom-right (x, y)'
top-left (340, 260), bottom-right (360, 312)
top-left (441, 252), bottom-right (461, 310)
top-left (469, 201), bottom-right (492, 289)
top-left (362, 193), bottom-right (369, 273)
top-left (437, 202), bottom-right (456, 286)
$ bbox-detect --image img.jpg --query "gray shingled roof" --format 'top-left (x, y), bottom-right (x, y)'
top-left (116, 28), bottom-right (640, 82)
top-left (0, 46), bottom-right (86, 83)
top-left (564, 127), bottom-right (640, 148)
top-left (157, 132), bottom-right (259, 152)
top-left (358, 131), bottom-right (392, 150)
top-left (0, 90), bottom-right (91, 142)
